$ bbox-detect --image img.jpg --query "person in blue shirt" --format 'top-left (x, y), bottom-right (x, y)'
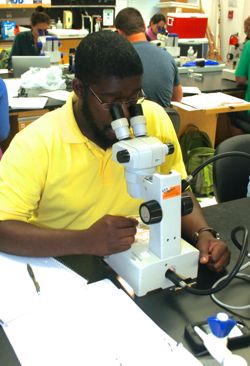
top-left (115, 8), bottom-right (183, 108)
top-left (0, 78), bottom-right (10, 158)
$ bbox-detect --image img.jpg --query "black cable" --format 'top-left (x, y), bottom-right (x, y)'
top-left (231, 225), bottom-right (250, 256)
top-left (182, 151), bottom-right (250, 191)
top-left (165, 226), bottom-right (249, 295)
top-left (172, 151), bottom-right (250, 295)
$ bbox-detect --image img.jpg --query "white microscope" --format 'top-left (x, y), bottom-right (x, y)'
top-left (105, 104), bottom-right (199, 296)
top-left (37, 35), bottom-right (62, 64)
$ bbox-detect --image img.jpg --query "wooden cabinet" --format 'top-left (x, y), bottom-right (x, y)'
top-left (60, 38), bottom-right (81, 64)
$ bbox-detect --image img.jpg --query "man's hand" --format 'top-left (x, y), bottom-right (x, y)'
top-left (196, 238), bottom-right (231, 272)
top-left (86, 215), bottom-right (138, 256)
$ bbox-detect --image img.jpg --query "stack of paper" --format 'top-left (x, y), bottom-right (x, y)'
top-left (181, 92), bottom-right (248, 109)
top-left (0, 253), bottom-right (202, 366)
top-left (9, 97), bottom-right (48, 110)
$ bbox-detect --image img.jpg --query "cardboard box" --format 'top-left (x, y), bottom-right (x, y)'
top-left (167, 13), bottom-right (208, 38)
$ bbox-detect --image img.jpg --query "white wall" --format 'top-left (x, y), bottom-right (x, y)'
top-left (115, 0), bottom-right (128, 16)
top-left (219, 0), bottom-right (249, 60)
top-left (128, 0), bottom-right (158, 25)
top-left (116, 0), bottom-right (159, 25)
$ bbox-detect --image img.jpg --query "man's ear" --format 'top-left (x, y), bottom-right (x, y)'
top-left (73, 78), bottom-right (84, 98)
top-left (117, 29), bottom-right (125, 36)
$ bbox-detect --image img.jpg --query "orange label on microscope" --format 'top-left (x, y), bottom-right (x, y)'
top-left (162, 185), bottom-right (181, 199)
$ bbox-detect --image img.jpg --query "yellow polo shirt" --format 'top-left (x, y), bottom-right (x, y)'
top-left (0, 94), bottom-right (186, 230)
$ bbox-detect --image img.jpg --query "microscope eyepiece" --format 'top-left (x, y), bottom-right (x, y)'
top-left (110, 104), bottom-right (131, 140)
top-left (128, 103), bottom-right (143, 117)
top-left (110, 103), bottom-right (125, 121)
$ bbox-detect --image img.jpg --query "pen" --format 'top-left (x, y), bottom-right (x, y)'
top-left (27, 263), bottom-right (40, 294)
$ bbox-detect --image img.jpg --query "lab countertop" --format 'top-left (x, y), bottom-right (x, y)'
top-left (47, 29), bottom-right (89, 39)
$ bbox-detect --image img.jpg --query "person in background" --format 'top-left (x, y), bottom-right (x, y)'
top-left (115, 7), bottom-right (183, 108)
top-left (146, 13), bottom-right (166, 41)
top-left (244, 16), bottom-right (250, 41)
top-left (0, 31), bottom-right (229, 273)
top-left (229, 16), bottom-right (250, 135)
top-left (0, 78), bottom-right (10, 159)
top-left (8, 6), bottom-right (51, 69)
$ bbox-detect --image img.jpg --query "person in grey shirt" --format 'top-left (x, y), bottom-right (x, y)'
top-left (115, 7), bottom-right (183, 107)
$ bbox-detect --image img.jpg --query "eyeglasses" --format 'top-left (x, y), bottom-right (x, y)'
top-left (89, 86), bottom-right (146, 110)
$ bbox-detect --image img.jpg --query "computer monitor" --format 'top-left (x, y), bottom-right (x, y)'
top-left (12, 56), bottom-right (50, 78)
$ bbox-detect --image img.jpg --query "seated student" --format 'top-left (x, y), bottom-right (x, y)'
top-left (146, 13), bottom-right (167, 41)
top-left (230, 16), bottom-right (250, 135)
top-left (0, 31), bottom-right (230, 273)
top-left (0, 78), bottom-right (10, 159)
top-left (115, 7), bottom-right (182, 107)
top-left (8, 6), bottom-right (51, 69)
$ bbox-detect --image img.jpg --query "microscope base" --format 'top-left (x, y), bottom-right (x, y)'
top-left (105, 240), bottom-right (199, 296)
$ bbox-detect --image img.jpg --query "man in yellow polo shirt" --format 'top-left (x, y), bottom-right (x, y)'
top-left (0, 31), bottom-right (230, 272)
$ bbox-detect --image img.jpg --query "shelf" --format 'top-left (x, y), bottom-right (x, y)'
top-left (0, 4), bottom-right (51, 8)
top-left (0, 4), bottom-right (113, 9)
top-left (156, 2), bottom-right (199, 9)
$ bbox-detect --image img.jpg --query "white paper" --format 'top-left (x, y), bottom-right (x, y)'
top-left (182, 86), bottom-right (201, 94)
top-left (2, 277), bottom-right (202, 366)
top-left (171, 100), bottom-right (196, 111)
top-left (0, 251), bottom-right (202, 366)
top-left (181, 92), bottom-right (248, 109)
top-left (3, 78), bottom-right (21, 98)
top-left (9, 97), bottom-right (48, 109)
top-left (0, 69), bottom-right (9, 74)
top-left (0, 253), bottom-right (87, 325)
top-left (39, 90), bottom-right (70, 101)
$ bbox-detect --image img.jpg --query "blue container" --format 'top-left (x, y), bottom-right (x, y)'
top-left (1, 21), bottom-right (16, 40)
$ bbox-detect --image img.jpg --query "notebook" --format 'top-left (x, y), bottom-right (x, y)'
top-left (12, 55), bottom-right (50, 78)
top-left (0, 252), bottom-right (88, 325)
top-left (0, 252), bottom-right (202, 366)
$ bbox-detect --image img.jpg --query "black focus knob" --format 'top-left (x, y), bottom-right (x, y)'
top-left (117, 149), bottom-right (130, 163)
top-left (166, 143), bottom-right (174, 155)
top-left (139, 200), bottom-right (163, 225)
top-left (181, 193), bottom-right (193, 216)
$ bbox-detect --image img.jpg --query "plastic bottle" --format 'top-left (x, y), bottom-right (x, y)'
top-left (187, 46), bottom-right (195, 60)
top-left (51, 19), bottom-right (56, 30)
top-left (56, 18), bottom-right (63, 30)
top-left (94, 22), bottom-right (100, 32)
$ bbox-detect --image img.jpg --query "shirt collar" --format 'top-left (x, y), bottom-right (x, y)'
top-left (127, 32), bottom-right (147, 43)
top-left (60, 92), bottom-right (88, 144)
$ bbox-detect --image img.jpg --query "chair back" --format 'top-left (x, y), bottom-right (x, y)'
top-left (213, 135), bottom-right (250, 203)
top-left (164, 107), bottom-right (180, 134)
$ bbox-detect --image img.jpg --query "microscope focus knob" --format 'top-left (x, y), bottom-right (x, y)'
top-left (181, 193), bottom-right (193, 216)
top-left (117, 149), bottom-right (130, 163)
top-left (166, 143), bottom-right (174, 155)
top-left (139, 200), bottom-right (163, 225)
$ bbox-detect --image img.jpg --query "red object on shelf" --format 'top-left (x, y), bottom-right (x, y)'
top-left (14, 25), bottom-right (20, 35)
top-left (166, 13), bottom-right (208, 38)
